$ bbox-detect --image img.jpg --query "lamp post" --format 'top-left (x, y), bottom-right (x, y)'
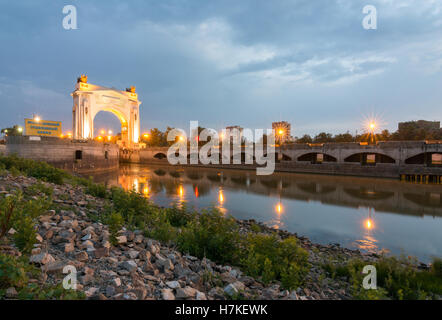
top-left (369, 122), bottom-right (376, 144)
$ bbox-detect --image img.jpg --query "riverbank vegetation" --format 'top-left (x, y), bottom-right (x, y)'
top-left (1, 154), bottom-right (441, 300)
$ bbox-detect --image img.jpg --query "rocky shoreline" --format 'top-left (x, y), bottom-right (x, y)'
top-left (0, 173), bottom-right (425, 300)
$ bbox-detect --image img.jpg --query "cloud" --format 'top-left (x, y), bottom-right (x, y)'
top-left (0, 0), bottom-right (441, 135)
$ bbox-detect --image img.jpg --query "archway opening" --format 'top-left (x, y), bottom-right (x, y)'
top-left (93, 110), bottom-right (128, 146)
top-left (344, 153), bottom-right (395, 165)
top-left (297, 153), bottom-right (337, 164)
top-left (405, 152), bottom-right (442, 166)
top-left (153, 152), bottom-right (167, 160)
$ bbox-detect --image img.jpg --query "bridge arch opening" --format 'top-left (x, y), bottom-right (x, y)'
top-left (297, 153), bottom-right (337, 163)
top-left (344, 153), bottom-right (395, 165)
top-left (153, 152), bottom-right (167, 160)
top-left (405, 152), bottom-right (442, 166)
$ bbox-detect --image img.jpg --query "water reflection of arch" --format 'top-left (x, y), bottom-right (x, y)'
top-left (153, 169), bottom-right (167, 176)
top-left (297, 182), bottom-right (336, 195)
top-left (187, 172), bottom-right (202, 180)
top-left (169, 170), bottom-right (181, 178)
top-left (259, 179), bottom-right (291, 190)
top-left (343, 187), bottom-right (395, 201)
top-left (207, 174), bottom-right (222, 183)
top-left (230, 175), bottom-right (256, 186)
top-left (404, 192), bottom-right (442, 208)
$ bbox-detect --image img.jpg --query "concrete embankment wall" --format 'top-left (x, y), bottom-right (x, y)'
top-left (5, 136), bottom-right (119, 174)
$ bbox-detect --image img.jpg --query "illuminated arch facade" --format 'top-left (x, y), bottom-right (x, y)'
top-left (71, 78), bottom-right (141, 148)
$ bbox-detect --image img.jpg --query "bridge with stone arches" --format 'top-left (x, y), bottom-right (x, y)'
top-left (122, 141), bottom-right (442, 181)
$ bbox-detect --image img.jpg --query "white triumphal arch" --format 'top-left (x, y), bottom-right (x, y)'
top-left (71, 75), bottom-right (141, 148)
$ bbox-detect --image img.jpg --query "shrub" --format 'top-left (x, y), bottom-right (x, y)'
top-left (324, 255), bottom-right (442, 300)
top-left (106, 211), bottom-right (124, 246)
top-left (86, 181), bottom-right (107, 198)
top-left (26, 182), bottom-right (54, 198)
top-left (110, 187), bottom-right (155, 220)
top-left (164, 204), bottom-right (195, 228)
top-left (13, 215), bottom-right (37, 254)
top-left (0, 253), bottom-right (85, 300)
top-left (144, 209), bottom-right (178, 243)
top-left (0, 195), bottom-right (15, 238)
top-left (431, 258), bottom-right (442, 278)
top-left (177, 208), bottom-right (241, 264)
top-left (1, 191), bottom-right (51, 254)
top-left (0, 155), bottom-right (65, 184)
top-left (241, 234), bottom-right (309, 290)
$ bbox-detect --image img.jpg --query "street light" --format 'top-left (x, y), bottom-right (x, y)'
top-left (368, 121), bottom-right (376, 144)
top-left (34, 116), bottom-right (41, 122)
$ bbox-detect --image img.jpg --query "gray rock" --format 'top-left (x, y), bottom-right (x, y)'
top-left (165, 281), bottom-right (180, 289)
top-left (196, 291), bottom-right (207, 300)
top-left (116, 236), bottom-right (127, 244)
top-left (29, 253), bottom-right (55, 265)
top-left (64, 242), bottom-right (75, 253)
top-left (288, 291), bottom-right (298, 300)
top-left (119, 260), bottom-right (137, 272)
top-left (6, 287), bottom-right (18, 298)
top-left (161, 288), bottom-right (175, 300)
top-left (113, 278), bottom-right (121, 287)
top-left (155, 254), bottom-right (174, 271)
top-left (127, 250), bottom-right (139, 259)
top-left (81, 233), bottom-right (92, 241)
top-left (176, 286), bottom-right (197, 299)
top-left (224, 283), bottom-right (239, 297)
top-left (76, 251), bottom-right (89, 262)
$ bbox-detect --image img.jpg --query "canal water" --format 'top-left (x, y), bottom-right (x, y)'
top-left (94, 164), bottom-right (442, 263)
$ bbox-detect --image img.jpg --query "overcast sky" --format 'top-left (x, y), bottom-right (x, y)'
top-left (1, 0), bottom-right (441, 137)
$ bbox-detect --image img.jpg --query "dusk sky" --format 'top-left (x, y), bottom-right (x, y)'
top-left (1, 0), bottom-right (441, 137)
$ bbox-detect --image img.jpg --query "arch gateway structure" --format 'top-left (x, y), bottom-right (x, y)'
top-left (71, 76), bottom-right (141, 148)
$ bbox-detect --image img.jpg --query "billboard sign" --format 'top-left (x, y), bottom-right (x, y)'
top-left (25, 119), bottom-right (62, 137)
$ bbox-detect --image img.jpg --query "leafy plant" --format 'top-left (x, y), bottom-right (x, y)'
top-left (106, 211), bottom-right (124, 246)
top-left (177, 208), bottom-right (241, 264)
top-left (241, 234), bottom-right (309, 290)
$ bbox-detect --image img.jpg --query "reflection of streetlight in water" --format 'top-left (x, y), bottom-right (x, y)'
top-left (265, 199), bottom-right (284, 230)
top-left (356, 207), bottom-right (378, 254)
top-left (276, 202), bottom-right (283, 215)
top-left (219, 190), bottom-right (224, 204)
top-left (178, 185), bottom-right (184, 198)
top-left (217, 188), bottom-right (227, 215)
top-left (364, 218), bottom-right (373, 230)
top-left (143, 185), bottom-right (149, 197)
top-left (175, 185), bottom-right (186, 209)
